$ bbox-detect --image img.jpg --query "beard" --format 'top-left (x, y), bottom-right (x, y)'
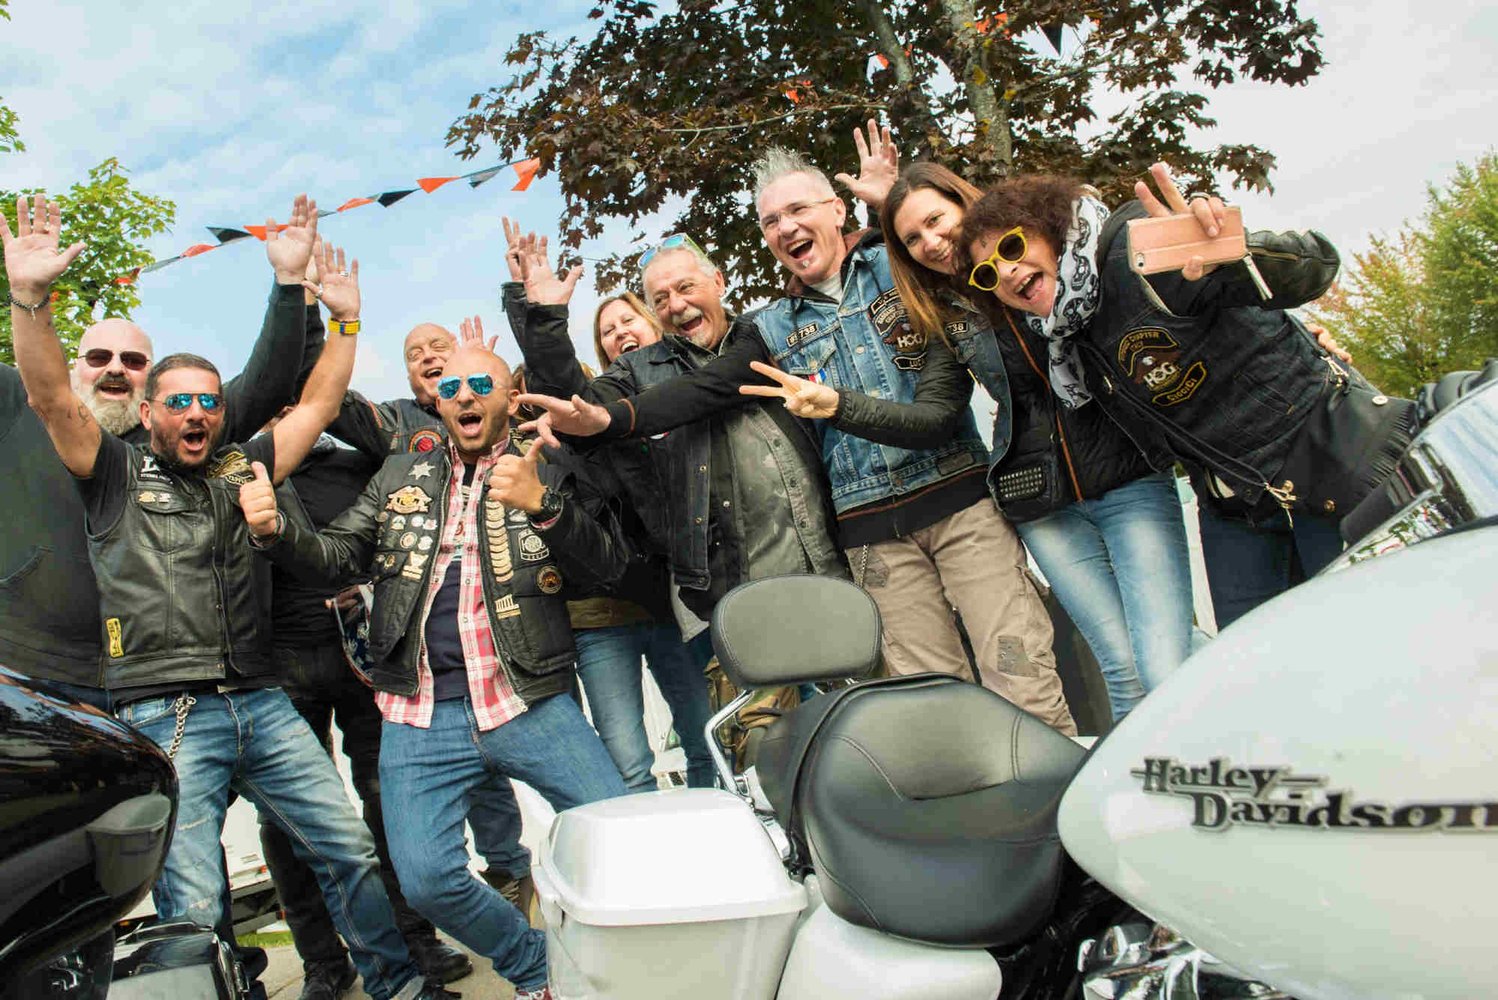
top-left (76, 378), bottom-right (144, 436)
top-left (150, 419), bottom-right (223, 473)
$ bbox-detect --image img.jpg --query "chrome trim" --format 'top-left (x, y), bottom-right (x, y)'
top-left (1079, 922), bottom-right (1290, 998)
top-left (705, 689), bottom-right (756, 799)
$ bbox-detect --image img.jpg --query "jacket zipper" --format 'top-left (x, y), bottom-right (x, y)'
top-left (1002, 310), bottom-right (1084, 502)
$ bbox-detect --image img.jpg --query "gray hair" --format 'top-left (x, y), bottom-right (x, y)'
top-left (642, 242), bottom-right (718, 284)
top-left (750, 147), bottom-right (836, 204)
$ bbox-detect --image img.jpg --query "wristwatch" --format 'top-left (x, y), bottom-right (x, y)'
top-left (531, 486), bottom-right (565, 526)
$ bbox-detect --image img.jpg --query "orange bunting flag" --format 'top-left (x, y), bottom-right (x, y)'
top-left (242, 223), bottom-right (289, 241)
top-left (417, 176), bottom-right (458, 193)
top-left (511, 158), bottom-right (541, 192)
top-left (180, 244), bottom-right (217, 258)
top-left (114, 268), bottom-right (141, 286)
top-left (875, 53), bottom-right (890, 68)
top-left (337, 196), bottom-right (376, 212)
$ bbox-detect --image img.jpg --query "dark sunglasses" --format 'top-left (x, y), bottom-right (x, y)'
top-left (436, 373), bottom-right (495, 400)
top-left (155, 392), bottom-right (223, 413)
top-left (638, 232), bottom-right (711, 271)
top-left (83, 348), bottom-right (151, 371)
top-left (967, 226), bottom-right (1028, 292)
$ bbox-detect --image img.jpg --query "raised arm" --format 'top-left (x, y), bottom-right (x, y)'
top-left (2, 194), bottom-right (97, 475)
top-left (502, 223), bottom-right (592, 399)
top-left (833, 119), bottom-right (899, 213)
top-left (218, 194), bottom-right (318, 440)
top-left (267, 242), bottom-right (360, 482)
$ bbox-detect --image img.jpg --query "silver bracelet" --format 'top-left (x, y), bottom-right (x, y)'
top-left (7, 290), bottom-right (47, 319)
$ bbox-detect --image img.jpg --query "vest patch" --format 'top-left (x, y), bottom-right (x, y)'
top-left (786, 322), bottom-right (820, 348)
top-left (400, 552), bottom-right (429, 580)
top-left (409, 428), bottom-right (442, 453)
top-left (537, 566), bottom-right (563, 594)
top-left (1117, 327), bottom-right (1180, 379)
top-left (942, 320), bottom-right (971, 338)
top-left (138, 454), bottom-right (169, 482)
top-left (386, 485), bottom-right (433, 514)
top-left (869, 287), bottom-right (924, 355)
top-left (518, 530), bottom-right (551, 562)
top-left (491, 593), bottom-right (521, 620)
top-left (208, 449), bottom-right (254, 486)
top-left (892, 352), bottom-right (927, 371)
top-left (106, 617), bottom-right (124, 658)
top-left (486, 496), bottom-right (515, 584)
top-left (1153, 361), bottom-right (1208, 407)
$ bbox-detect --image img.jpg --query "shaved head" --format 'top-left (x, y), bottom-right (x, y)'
top-left (403, 323), bottom-right (459, 406)
top-left (73, 318), bottom-right (155, 435)
top-left (436, 347), bottom-right (518, 460)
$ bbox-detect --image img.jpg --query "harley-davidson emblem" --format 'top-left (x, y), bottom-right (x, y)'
top-left (1133, 757), bottom-right (1498, 833)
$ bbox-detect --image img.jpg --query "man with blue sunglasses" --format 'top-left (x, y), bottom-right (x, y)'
top-left (5, 198), bottom-right (459, 1000)
top-left (242, 344), bottom-right (628, 1000)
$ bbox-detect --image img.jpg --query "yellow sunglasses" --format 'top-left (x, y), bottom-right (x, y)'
top-left (967, 226), bottom-right (1028, 292)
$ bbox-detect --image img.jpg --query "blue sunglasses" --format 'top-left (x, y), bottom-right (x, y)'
top-left (436, 373), bottom-right (496, 400)
top-left (638, 232), bottom-right (711, 271)
top-left (156, 392), bottom-right (223, 413)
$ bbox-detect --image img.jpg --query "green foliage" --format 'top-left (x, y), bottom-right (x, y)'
top-left (0, 0), bottom-right (22, 156)
top-left (448, 0), bottom-right (1322, 303)
top-left (1, 159), bottom-right (176, 366)
top-left (1312, 153), bottom-right (1498, 398)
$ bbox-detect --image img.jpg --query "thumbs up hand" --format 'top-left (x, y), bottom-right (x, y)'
top-left (488, 437), bottom-right (547, 513)
top-left (240, 461), bottom-right (282, 539)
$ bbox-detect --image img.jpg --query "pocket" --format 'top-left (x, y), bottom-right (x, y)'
top-left (0, 546), bottom-right (99, 635)
top-left (116, 695), bottom-right (178, 730)
top-left (773, 328), bottom-right (842, 387)
top-left (131, 489), bottom-right (200, 552)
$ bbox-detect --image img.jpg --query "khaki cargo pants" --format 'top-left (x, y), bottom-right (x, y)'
top-left (850, 498), bottom-right (1076, 735)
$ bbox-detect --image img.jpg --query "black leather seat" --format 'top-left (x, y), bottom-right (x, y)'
top-left (757, 674), bottom-right (1085, 948)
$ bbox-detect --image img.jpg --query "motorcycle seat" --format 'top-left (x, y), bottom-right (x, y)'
top-left (757, 673), bottom-right (1085, 948)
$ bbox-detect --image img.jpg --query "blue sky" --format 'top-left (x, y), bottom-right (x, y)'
top-left (3, 0), bottom-right (1496, 410)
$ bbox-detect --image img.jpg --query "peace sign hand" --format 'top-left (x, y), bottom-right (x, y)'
top-left (1, 194), bottom-right (86, 301)
top-left (488, 436), bottom-right (547, 512)
top-left (502, 216), bottom-right (526, 282)
top-left (738, 360), bottom-right (840, 419)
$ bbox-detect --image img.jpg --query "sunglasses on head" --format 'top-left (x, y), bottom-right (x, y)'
top-left (83, 348), bottom-right (151, 371)
top-left (967, 226), bottom-right (1028, 292)
top-left (436, 373), bottom-right (495, 400)
top-left (156, 392), bottom-right (223, 413)
top-left (638, 232), bottom-right (711, 272)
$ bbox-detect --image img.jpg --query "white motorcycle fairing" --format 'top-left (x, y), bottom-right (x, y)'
top-left (1058, 526), bottom-right (1498, 999)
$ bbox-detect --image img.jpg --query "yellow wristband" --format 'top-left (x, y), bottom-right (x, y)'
top-left (329, 318), bottom-right (361, 337)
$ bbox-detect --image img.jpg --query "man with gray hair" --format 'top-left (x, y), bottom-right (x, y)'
top-left (522, 136), bottom-right (1075, 734)
top-left (507, 227), bottom-right (846, 630)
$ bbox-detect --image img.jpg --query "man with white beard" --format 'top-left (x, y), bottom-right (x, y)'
top-left (68, 318), bottom-right (154, 435)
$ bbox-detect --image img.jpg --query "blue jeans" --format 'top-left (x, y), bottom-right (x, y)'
top-left (574, 623), bottom-right (715, 791)
top-left (380, 693), bottom-right (627, 992)
top-left (115, 688), bottom-right (419, 1000)
top-left (1017, 472), bottom-right (1194, 720)
top-left (1197, 501), bottom-right (1345, 628)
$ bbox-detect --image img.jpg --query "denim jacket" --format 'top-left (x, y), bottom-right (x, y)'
top-left (943, 306), bottom-right (1014, 462)
top-left (749, 234), bottom-right (990, 513)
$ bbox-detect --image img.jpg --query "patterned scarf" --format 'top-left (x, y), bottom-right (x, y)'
top-left (1023, 194), bottom-right (1110, 408)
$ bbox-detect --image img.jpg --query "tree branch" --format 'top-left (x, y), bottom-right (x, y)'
top-left (658, 102), bottom-right (888, 136)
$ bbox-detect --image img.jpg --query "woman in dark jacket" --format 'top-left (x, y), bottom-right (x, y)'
top-left (748, 159), bottom-right (1194, 721)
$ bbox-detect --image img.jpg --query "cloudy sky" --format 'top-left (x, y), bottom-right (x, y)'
top-left (3, 0), bottom-right (1494, 406)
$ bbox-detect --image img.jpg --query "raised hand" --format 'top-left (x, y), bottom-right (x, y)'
top-left (305, 241), bottom-right (360, 322)
top-left (488, 436), bottom-right (547, 513)
top-left (737, 360), bottom-right (840, 419)
top-left (239, 461), bottom-right (281, 538)
top-left (514, 392), bottom-right (609, 437)
top-left (459, 314), bottom-right (498, 353)
top-left (502, 216), bottom-right (526, 282)
top-left (1, 194), bottom-right (86, 301)
top-left (267, 193), bottom-right (319, 284)
top-left (517, 232), bottom-right (583, 306)
top-left (833, 118), bottom-right (899, 210)
top-left (1135, 162), bottom-right (1231, 281)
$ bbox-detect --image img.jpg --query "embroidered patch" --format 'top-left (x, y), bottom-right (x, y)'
top-left (410, 460), bottom-right (434, 479)
top-left (408, 429), bottom-right (442, 453)
top-left (138, 454), bottom-right (169, 481)
top-left (207, 449), bottom-right (254, 486)
top-left (399, 532), bottom-right (417, 549)
top-left (386, 485), bottom-right (433, 514)
top-left (490, 594), bottom-right (521, 620)
top-left (417, 536), bottom-right (433, 552)
top-left (400, 552), bottom-right (429, 580)
top-left (137, 490), bottom-right (162, 505)
top-left (1153, 361), bottom-right (1207, 407)
top-left (942, 319), bottom-right (971, 338)
top-left (106, 617), bottom-right (124, 658)
top-left (537, 566), bottom-right (563, 595)
top-left (786, 321), bottom-right (821, 349)
top-left (518, 530), bottom-right (550, 562)
top-left (869, 286), bottom-right (923, 355)
top-left (1117, 328), bottom-right (1180, 378)
top-left (390, 515), bottom-right (407, 532)
top-left (892, 352), bottom-right (927, 371)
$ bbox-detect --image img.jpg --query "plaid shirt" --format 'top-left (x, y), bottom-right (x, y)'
top-left (376, 441), bottom-right (527, 730)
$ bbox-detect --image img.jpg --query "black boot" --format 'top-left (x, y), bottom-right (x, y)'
top-left (298, 958), bottom-right (356, 1000)
top-left (408, 936), bottom-right (474, 984)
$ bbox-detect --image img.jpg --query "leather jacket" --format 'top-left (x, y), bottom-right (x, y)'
top-left (259, 443), bottom-right (630, 701)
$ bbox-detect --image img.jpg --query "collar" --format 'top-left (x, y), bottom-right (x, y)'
top-left (445, 433), bottom-right (508, 472)
top-left (783, 228), bottom-right (883, 299)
